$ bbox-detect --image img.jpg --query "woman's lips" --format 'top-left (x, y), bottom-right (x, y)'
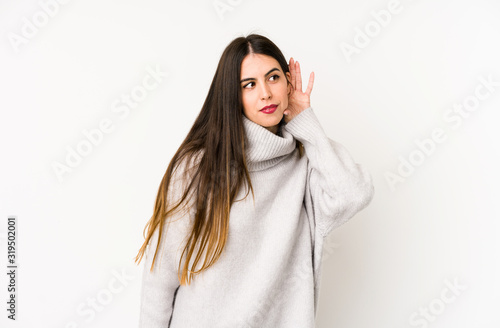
top-left (260, 105), bottom-right (277, 114)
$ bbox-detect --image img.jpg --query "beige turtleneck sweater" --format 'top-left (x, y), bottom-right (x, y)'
top-left (138, 106), bottom-right (375, 327)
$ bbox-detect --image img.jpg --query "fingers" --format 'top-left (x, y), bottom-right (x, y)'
top-left (289, 57), bottom-right (314, 96)
top-left (305, 71), bottom-right (314, 96)
top-left (295, 61), bottom-right (302, 93)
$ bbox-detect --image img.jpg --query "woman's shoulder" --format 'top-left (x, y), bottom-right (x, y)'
top-left (173, 149), bottom-right (204, 180)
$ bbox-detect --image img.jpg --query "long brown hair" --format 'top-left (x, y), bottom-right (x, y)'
top-left (135, 33), bottom-right (303, 286)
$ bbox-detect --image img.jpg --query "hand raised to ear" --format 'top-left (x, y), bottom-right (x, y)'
top-left (283, 57), bottom-right (314, 124)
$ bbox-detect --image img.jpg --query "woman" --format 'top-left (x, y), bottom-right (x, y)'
top-left (135, 33), bottom-right (374, 328)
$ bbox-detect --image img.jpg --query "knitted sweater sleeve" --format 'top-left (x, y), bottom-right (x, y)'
top-left (284, 106), bottom-right (374, 237)
top-left (138, 155), bottom-right (198, 327)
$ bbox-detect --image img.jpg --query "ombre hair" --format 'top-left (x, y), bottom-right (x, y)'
top-left (135, 33), bottom-right (303, 285)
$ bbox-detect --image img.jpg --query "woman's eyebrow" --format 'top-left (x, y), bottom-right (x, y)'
top-left (240, 68), bottom-right (280, 83)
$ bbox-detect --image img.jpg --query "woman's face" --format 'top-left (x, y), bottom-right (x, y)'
top-left (240, 53), bottom-right (291, 134)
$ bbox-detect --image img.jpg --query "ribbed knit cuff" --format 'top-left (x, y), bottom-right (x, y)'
top-left (283, 106), bottom-right (326, 144)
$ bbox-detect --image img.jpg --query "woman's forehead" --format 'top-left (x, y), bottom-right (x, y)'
top-left (240, 54), bottom-right (281, 77)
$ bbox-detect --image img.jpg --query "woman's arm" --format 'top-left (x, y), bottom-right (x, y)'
top-left (138, 224), bottom-right (181, 327)
top-left (284, 106), bottom-right (374, 237)
top-left (138, 156), bottom-right (198, 327)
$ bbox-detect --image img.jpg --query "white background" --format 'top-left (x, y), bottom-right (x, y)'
top-left (1, 0), bottom-right (499, 327)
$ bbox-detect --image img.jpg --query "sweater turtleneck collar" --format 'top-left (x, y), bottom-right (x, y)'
top-left (242, 114), bottom-right (297, 172)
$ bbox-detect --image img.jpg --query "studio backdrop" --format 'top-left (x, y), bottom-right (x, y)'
top-left (1, 0), bottom-right (499, 327)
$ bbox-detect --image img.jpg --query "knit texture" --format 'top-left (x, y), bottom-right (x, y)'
top-left (138, 106), bottom-right (374, 328)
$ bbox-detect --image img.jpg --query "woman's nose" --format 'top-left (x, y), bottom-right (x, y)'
top-left (260, 84), bottom-right (272, 99)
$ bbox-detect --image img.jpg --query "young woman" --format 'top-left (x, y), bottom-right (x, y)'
top-left (135, 33), bottom-right (374, 328)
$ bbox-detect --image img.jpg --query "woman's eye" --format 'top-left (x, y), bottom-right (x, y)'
top-left (243, 75), bottom-right (279, 89)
